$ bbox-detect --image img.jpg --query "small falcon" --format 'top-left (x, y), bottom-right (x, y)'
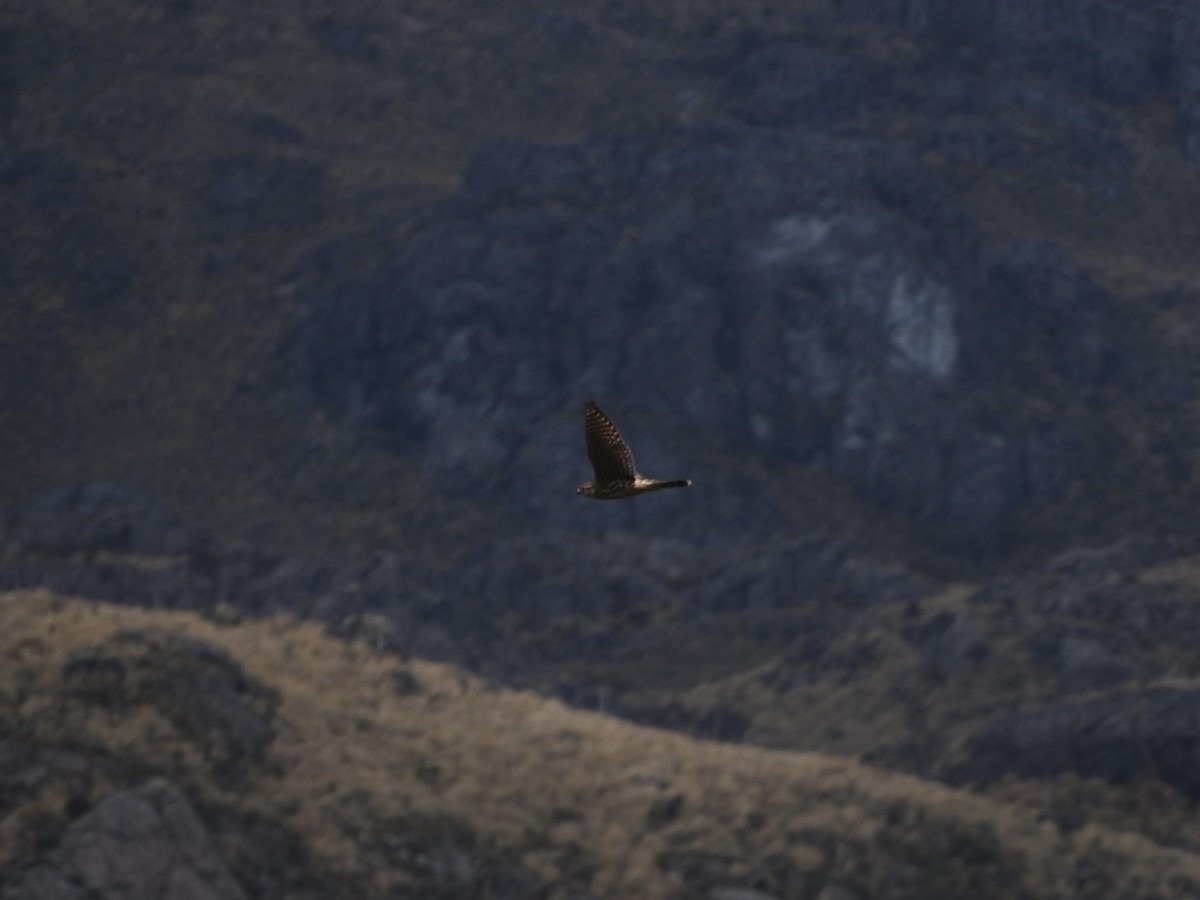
top-left (576, 401), bottom-right (692, 500)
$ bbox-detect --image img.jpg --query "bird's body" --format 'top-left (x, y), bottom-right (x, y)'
top-left (577, 401), bottom-right (691, 499)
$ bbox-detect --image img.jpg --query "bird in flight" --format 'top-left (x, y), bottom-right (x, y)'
top-left (577, 401), bottom-right (692, 500)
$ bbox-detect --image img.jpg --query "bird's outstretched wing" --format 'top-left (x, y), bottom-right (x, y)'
top-left (584, 401), bottom-right (638, 484)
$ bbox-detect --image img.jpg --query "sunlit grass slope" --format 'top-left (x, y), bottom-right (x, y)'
top-left (3, 589), bottom-right (1199, 898)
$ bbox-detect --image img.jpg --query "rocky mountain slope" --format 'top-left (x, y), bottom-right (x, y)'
top-left (5, 589), bottom-right (1200, 900)
top-left (6, 0), bottom-right (1200, 896)
top-left (4, 0), bottom-right (1200, 565)
top-left (4, 484), bottom-right (1200, 898)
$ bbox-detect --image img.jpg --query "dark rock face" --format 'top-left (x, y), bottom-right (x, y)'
top-left (1171, 9), bottom-right (1200, 162)
top-left (623, 700), bottom-right (751, 742)
top-left (1054, 634), bottom-right (1132, 693)
top-left (835, 0), bottom-right (1200, 166)
top-left (0, 150), bottom-right (137, 317)
top-left (205, 155), bottom-right (329, 236)
top-left (0, 483), bottom-right (932, 686)
top-left (906, 611), bottom-right (989, 680)
top-left (9, 482), bottom-right (211, 557)
top-left (306, 13), bottom-right (385, 63)
top-left (955, 688), bottom-right (1200, 798)
top-left (294, 125), bottom-right (1134, 550)
top-left (3, 781), bottom-right (248, 900)
top-left (841, 1), bottom-right (1170, 106)
top-left (723, 43), bottom-right (872, 127)
top-left (974, 241), bottom-right (1122, 389)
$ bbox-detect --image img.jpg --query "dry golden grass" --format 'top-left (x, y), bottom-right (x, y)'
top-left (4, 589), bottom-right (1200, 898)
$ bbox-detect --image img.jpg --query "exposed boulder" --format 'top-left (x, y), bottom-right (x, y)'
top-left (2, 780), bottom-right (247, 900)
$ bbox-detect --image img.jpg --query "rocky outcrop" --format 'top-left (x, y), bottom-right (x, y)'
top-left (204, 155), bottom-right (329, 237)
top-left (293, 122), bottom-right (1143, 551)
top-left (0, 150), bottom-right (137, 317)
top-left (838, 1), bottom-right (1168, 106)
top-left (15, 482), bottom-right (1200, 806)
top-left (723, 43), bottom-right (873, 127)
top-left (952, 687), bottom-right (1200, 798)
top-left (1, 483), bottom-right (933, 684)
top-left (829, 1), bottom-right (1200, 164)
top-left (1171, 7), bottom-right (1200, 162)
top-left (3, 781), bottom-right (247, 900)
top-left (0, 763), bottom-right (545, 900)
top-left (906, 611), bottom-right (989, 681)
top-left (8, 482), bottom-right (211, 558)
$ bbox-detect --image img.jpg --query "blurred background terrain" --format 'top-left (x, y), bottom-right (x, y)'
top-left (5, 0), bottom-right (1200, 897)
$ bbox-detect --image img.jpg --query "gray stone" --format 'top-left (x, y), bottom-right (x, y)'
top-left (3, 781), bottom-right (247, 900)
top-left (294, 124), bottom-right (1134, 550)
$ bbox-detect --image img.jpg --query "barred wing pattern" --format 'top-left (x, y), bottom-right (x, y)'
top-left (584, 401), bottom-right (637, 486)
top-left (577, 401), bottom-right (692, 500)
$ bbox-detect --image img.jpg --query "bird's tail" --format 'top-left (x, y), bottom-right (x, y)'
top-left (648, 479), bottom-right (692, 491)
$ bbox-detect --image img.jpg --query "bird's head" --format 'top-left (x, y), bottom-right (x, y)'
top-left (577, 483), bottom-right (595, 497)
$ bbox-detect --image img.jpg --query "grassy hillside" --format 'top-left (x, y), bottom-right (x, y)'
top-left (7, 4), bottom-right (1200, 892)
top-left (3, 588), bottom-right (1200, 898)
